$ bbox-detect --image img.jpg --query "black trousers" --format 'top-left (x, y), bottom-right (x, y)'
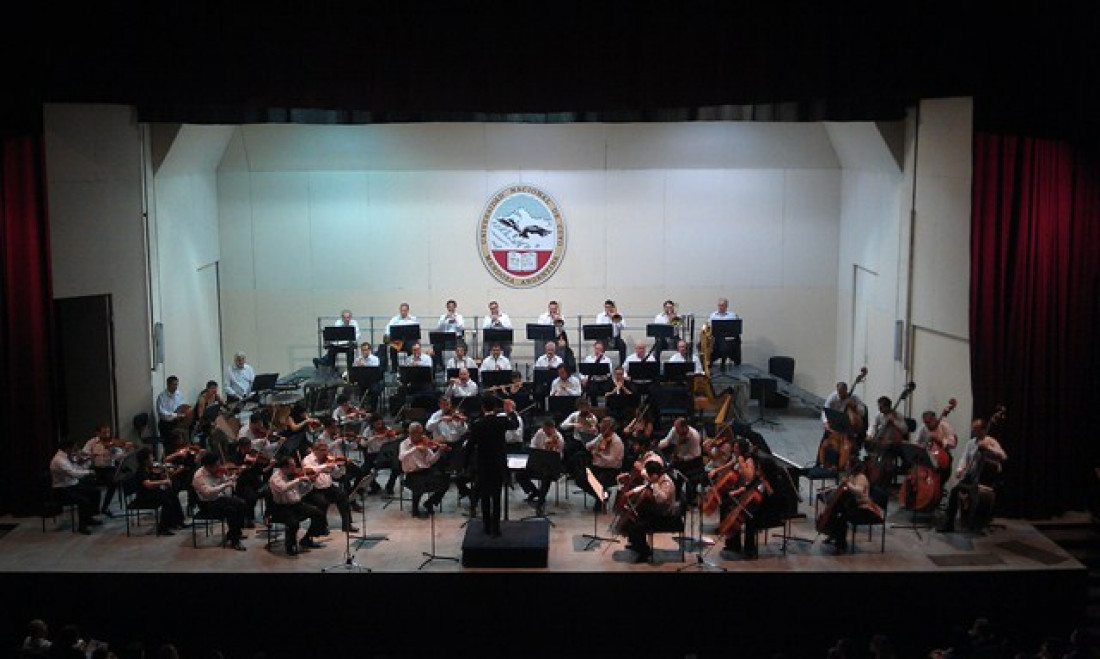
top-left (135, 488), bottom-right (185, 530)
top-left (404, 468), bottom-right (449, 513)
top-left (56, 484), bottom-right (101, 528)
top-left (197, 496), bottom-right (247, 541)
top-left (93, 466), bottom-right (120, 513)
top-left (305, 486), bottom-right (352, 531)
top-left (271, 501), bottom-right (327, 550)
top-left (478, 475), bottom-right (504, 534)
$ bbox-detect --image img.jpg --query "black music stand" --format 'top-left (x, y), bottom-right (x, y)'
top-left (322, 326), bottom-right (357, 371)
top-left (627, 361), bottom-right (659, 382)
top-left (663, 361), bottom-right (692, 383)
top-left (399, 365), bottom-right (433, 388)
top-left (527, 323), bottom-right (558, 363)
top-left (483, 328), bottom-right (513, 354)
top-left (417, 506), bottom-right (460, 570)
top-left (322, 473), bottom-right (385, 573)
top-left (580, 468), bottom-right (618, 551)
top-left (480, 369), bottom-right (513, 390)
top-left (711, 318), bottom-right (743, 340)
top-left (348, 366), bottom-right (383, 409)
top-left (891, 443), bottom-right (937, 539)
top-left (389, 323), bottom-right (421, 347)
top-left (579, 362), bottom-right (611, 379)
top-left (533, 366), bottom-right (557, 389)
top-left (646, 323), bottom-right (676, 341)
top-left (604, 391), bottom-right (639, 420)
top-left (429, 331), bottom-right (458, 368)
top-left (251, 373), bottom-right (279, 395)
top-left (520, 448), bottom-right (562, 526)
top-left (582, 324), bottom-right (613, 342)
top-left (749, 378), bottom-right (779, 427)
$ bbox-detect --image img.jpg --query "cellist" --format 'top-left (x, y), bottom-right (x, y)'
top-left (619, 461), bottom-right (678, 564)
top-left (720, 438), bottom-right (767, 559)
top-left (817, 460), bottom-right (874, 553)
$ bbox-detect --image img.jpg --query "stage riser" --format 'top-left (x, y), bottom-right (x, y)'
top-left (460, 519), bottom-right (550, 568)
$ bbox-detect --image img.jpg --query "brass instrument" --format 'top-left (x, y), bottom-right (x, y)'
top-left (699, 322), bottom-right (714, 379)
top-left (669, 315), bottom-right (682, 327)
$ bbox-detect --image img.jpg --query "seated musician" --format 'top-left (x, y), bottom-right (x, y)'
top-left (398, 422), bottom-right (451, 518)
top-left (550, 364), bottom-right (582, 397)
top-left (653, 300), bottom-right (681, 360)
top-left (82, 423), bottom-right (132, 518)
top-left (482, 300), bottom-right (514, 358)
top-left (225, 351), bottom-right (254, 401)
top-left (191, 380), bottom-right (225, 438)
top-left (191, 452), bottom-right (247, 550)
top-left (435, 299), bottom-right (466, 372)
top-left (703, 424), bottom-right (735, 475)
top-left (315, 417), bottom-right (365, 512)
top-left (332, 394), bottom-right (365, 427)
top-left (131, 447), bottom-right (186, 536)
top-left (162, 436), bottom-right (202, 508)
top-left (301, 441), bottom-right (358, 534)
top-left (620, 461), bottom-right (679, 563)
top-left (623, 339), bottom-right (657, 388)
top-left (708, 297), bottom-right (742, 369)
top-left (658, 417), bottom-right (705, 501)
top-left (517, 419), bottom-right (566, 512)
top-left (821, 381), bottom-right (862, 426)
top-left (385, 303), bottom-right (418, 373)
top-left (596, 299), bottom-right (628, 365)
top-left (581, 340), bottom-right (613, 405)
top-left (360, 415), bottom-right (402, 495)
top-left (818, 460), bottom-right (875, 552)
top-left (622, 405), bottom-right (657, 469)
top-left (608, 367), bottom-right (633, 398)
top-left (667, 339), bottom-right (703, 374)
top-left (537, 299), bottom-right (563, 326)
top-left (237, 411), bottom-right (270, 451)
top-left (560, 397), bottom-right (599, 472)
top-left (938, 418), bottom-right (1007, 533)
top-left (426, 397), bottom-right (468, 446)
top-left (576, 417), bottom-right (625, 513)
top-left (446, 344), bottom-right (479, 371)
top-left (555, 323), bottom-right (577, 373)
top-left (535, 341), bottom-right (564, 370)
top-left (318, 308), bottom-right (360, 370)
top-left (352, 342), bottom-right (383, 411)
top-left (268, 455), bottom-right (328, 555)
top-left (155, 375), bottom-right (189, 441)
top-left (502, 397), bottom-right (525, 451)
top-left (721, 438), bottom-right (766, 559)
top-left (226, 437), bottom-right (264, 528)
top-left (444, 368), bottom-right (479, 400)
top-left (916, 409), bottom-right (958, 481)
top-left (479, 343), bottom-right (511, 373)
top-left (50, 439), bottom-right (103, 535)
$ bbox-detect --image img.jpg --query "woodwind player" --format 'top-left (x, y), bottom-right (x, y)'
top-left (550, 364), bottom-right (582, 397)
top-left (434, 298), bottom-right (465, 372)
top-left (445, 368), bottom-right (479, 399)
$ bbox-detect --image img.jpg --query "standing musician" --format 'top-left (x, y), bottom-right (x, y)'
top-left (537, 300), bottom-right (563, 326)
top-left (50, 439), bottom-right (102, 534)
top-left (708, 297), bottom-right (742, 369)
top-left (576, 417), bottom-right (624, 512)
top-left (517, 418), bottom-right (566, 512)
top-left (446, 344), bottom-right (479, 371)
top-left (596, 299), bottom-right (628, 365)
top-left (191, 452), bottom-right (248, 551)
top-left (398, 422), bottom-right (451, 518)
top-left (619, 461), bottom-right (679, 563)
top-left (581, 340), bottom-right (613, 405)
top-left (318, 309), bottom-right (360, 371)
top-left (155, 375), bottom-right (190, 443)
top-left (467, 396), bottom-right (519, 536)
top-left (445, 368), bottom-right (479, 400)
top-left (482, 300), bottom-right (514, 358)
top-left (434, 299), bottom-right (466, 372)
top-left (225, 351), bottom-right (255, 401)
top-left (658, 417), bottom-right (705, 502)
top-left (917, 409), bottom-right (958, 482)
top-left (550, 364), bottom-right (582, 397)
top-left (131, 447), bottom-right (186, 536)
top-left (667, 339), bottom-right (704, 375)
top-left (385, 302), bottom-right (418, 373)
top-left (480, 343), bottom-right (511, 373)
top-left (720, 438), bottom-right (768, 559)
top-left (301, 441), bottom-right (358, 534)
top-left (82, 423), bottom-right (133, 518)
top-left (938, 418), bottom-right (1007, 533)
top-left (817, 460), bottom-right (876, 552)
top-left (535, 341), bottom-right (564, 370)
top-left (268, 456), bottom-right (328, 555)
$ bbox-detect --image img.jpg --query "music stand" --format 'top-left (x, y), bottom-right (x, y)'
top-left (580, 468), bottom-right (619, 551)
top-left (483, 328), bottom-right (513, 350)
top-left (533, 367), bottom-right (557, 389)
top-left (891, 443), bottom-right (937, 539)
top-left (251, 373), bottom-right (279, 394)
top-left (749, 378), bottom-right (779, 427)
top-left (711, 319), bottom-right (743, 339)
top-left (417, 505), bottom-right (460, 570)
top-left (399, 365), bottom-right (433, 388)
top-left (348, 366), bottom-right (383, 405)
top-left (480, 369), bottom-right (513, 390)
top-left (627, 361), bottom-right (658, 381)
top-left (322, 326), bottom-right (357, 371)
top-left (604, 391), bottom-right (639, 418)
top-left (389, 323), bottom-right (421, 347)
top-left (646, 323), bottom-right (676, 341)
top-left (322, 473), bottom-right (384, 573)
top-left (520, 449), bottom-right (562, 526)
top-left (579, 362), bottom-right (611, 379)
top-left (582, 324), bottom-right (613, 342)
top-left (526, 323), bottom-right (556, 342)
top-left (663, 362), bottom-right (692, 383)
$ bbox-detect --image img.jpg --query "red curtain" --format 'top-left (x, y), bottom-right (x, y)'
top-left (971, 133), bottom-right (1100, 518)
top-left (0, 132), bottom-right (57, 516)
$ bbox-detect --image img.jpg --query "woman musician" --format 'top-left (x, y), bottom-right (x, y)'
top-left (816, 460), bottom-right (878, 552)
top-left (132, 447), bottom-right (187, 536)
top-left (719, 438), bottom-right (769, 559)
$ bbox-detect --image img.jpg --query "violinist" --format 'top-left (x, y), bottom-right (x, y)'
top-left (332, 394), bottom-right (365, 427)
top-left (50, 438), bottom-right (102, 535)
top-left (237, 412), bottom-right (270, 451)
top-left (398, 422), bottom-right (451, 518)
top-left (721, 438), bottom-right (765, 559)
top-left (192, 452), bottom-right (247, 550)
top-left (361, 415), bottom-right (402, 496)
top-left (938, 418), bottom-right (1007, 533)
top-left (561, 398), bottom-right (598, 472)
top-left (132, 447), bottom-right (186, 536)
top-left (620, 461), bottom-right (678, 563)
top-left (268, 456), bottom-right (328, 556)
top-left (162, 436), bottom-right (203, 506)
top-left (550, 364), bottom-right (582, 398)
top-left (227, 437), bottom-right (265, 528)
top-left (302, 441), bottom-right (358, 534)
top-left (82, 423), bottom-right (133, 518)
top-left (517, 419), bottom-right (565, 512)
top-left (445, 368), bottom-right (479, 399)
top-left (426, 396), bottom-right (468, 444)
top-left (577, 417), bottom-right (624, 512)
top-left (316, 416), bottom-right (365, 512)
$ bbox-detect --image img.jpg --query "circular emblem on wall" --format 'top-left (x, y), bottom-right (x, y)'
top-left (478, 184), bottom-right (566, 288)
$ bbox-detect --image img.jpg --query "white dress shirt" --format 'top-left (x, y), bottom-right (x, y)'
top-left (595, 311), bottom-right (625, 338)
top-left (445, 380), bottom-right (479, 398)
top-left (398, 439), bottom-right (444, 473)
top-left (446, 356), bottom-right (478, 370)
top-left (386, 314), bottom-right (418, 333)
top-left (482, 312), bottom-right (513, 329)
top-left (550, 375), bottom-right (582, 397)
top-left (658, 426), bottom-right (703, 462)
top-left (50, 450), bottom-right (92, 488)
top-left (437, 313), bottom-right (466, 334)
top-left (407, 354), bottom-right (433, 368)
top-left (302, 453), bottom-right (342, 489)
top-left (534, 354), bottom-right (563, 369)
top-left (225, 363), bottom-right (255, 398)
top-left (586, 433), bottom-right (625, 469)
top-left (192, 466), bottom-right (236, 502)
top-left (352, 354), bottom-right (380, 367)
top-left (531, 429), bottom-right (565, 456)
top-left (156, 389), bottom-right (185, 423)
top-left (335, 318), bottom-right (361, 344)
top-left (426, 409), bottom-right (468, 444)
top-left (667, 351), bottom-right (704, 374)
top-left (480, 355), bottom-right (512, 372)
top-left (269, 468), bottom-right (313, 504)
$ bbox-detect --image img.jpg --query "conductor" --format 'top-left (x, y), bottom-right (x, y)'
top-left (468, 396), bottom-right (519, 537)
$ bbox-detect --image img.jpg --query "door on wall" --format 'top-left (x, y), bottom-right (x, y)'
top-left (851, 265), bottom-right (876, 394)
top-left (55, 294), bottom-right (117, 439)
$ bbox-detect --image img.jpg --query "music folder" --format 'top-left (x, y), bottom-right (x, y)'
top-left (626, 361), bottom-right (659, 381)
top-left (526, 323), bottom-right (557, 342)
top-left (711, 318), bottom-right (743, 338)
top-left (582, 324), bottom-right (613, 341)
top-left (579, 362), bottom-right (611, 378)
top-left (662, 361), bottom-right (692, 382)
top-left (323, 326), bottom-right (356, 344)
top-left (646, 323), bottom-right (676, 339)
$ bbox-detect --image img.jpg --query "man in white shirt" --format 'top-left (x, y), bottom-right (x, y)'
top-left (534, 341), bottom-right (563, 370)
top-left (667, 339), bottom-right (704, 375)
top-left (446, 344), bottom-right (479, 371)
top-left (445, 368), bottom-right (479, 399)
top-left (623, 339), bottom-right (658, 390)
top-left (426, 397), bottom-right (468, 446)
top-left (550, 364), bottom-right (582, 397)
top-left (398, 423), bottom-right (451, 518)
top-left (268, 455), bottom-right (328, 555)
top-left (619, 461), bottom-right (679, 562)
top-left (352, 342), bottom-right (382, 411)
top-left (192, 452), bottom-right (248, 550)
top-left (658, 416), bottom-right (705, 502)
top-left (385, 302), bottom-right (419, 373)
top-left (50, 439), bottom-right (102, 534)
top-left (503, 397), bottom-right (524, 448)
top-left (596, 299), bottom-right (628, 364)
top-left (939, 418), bottom-right (1008, 533)
top-left (708, 297), bottom-right (742, 369)
top-left (433, 299), bottom-right (466, 373)
top-left (301, 441), bottom-right (357, 534)
top-left (482, 300), bottom-right (513, 357)
top-left (821, 381), bottom-right (862, 425)
top-left (480, 343), bottom-right (511, 373)
top-left (653, 299), bottom-right (681, 361)
top-left (581, 340), bottom-right (613, 404)
top-left (517, 418), bottom-right (565, 510)
top-left (579, 417), bottom-right (625, 511)
top-left (225, 352), bottom-right (255, 401)
top-left (537, 300), bottom-right (563, 326)
top-left (156, 375), bottom-right (188, 441)
top-left (319, 309), bottom-right (361, 371)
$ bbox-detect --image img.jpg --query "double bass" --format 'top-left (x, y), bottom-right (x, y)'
top-left (865, 382), bottom-right (916, 487)
top-left (926, 398), bottom-right (958, 471)
top-left (959, 405), bottom-right (1007, 531)
top-left (817, 367), bottom-right (868, 471)
top-left (899, 397), bottom-right (958, 512)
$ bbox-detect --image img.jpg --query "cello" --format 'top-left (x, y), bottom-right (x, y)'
top-left (816, 367), bottom-right (868, 471)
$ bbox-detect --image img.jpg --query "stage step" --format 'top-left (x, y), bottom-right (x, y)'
top-left (461, 519), bottom-right (550, 568)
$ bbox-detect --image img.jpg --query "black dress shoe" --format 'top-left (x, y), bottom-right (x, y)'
top-left (87, 519), bottom-right (104, 526)
top-left (77, 527), bottom-right (92, 535)
top-left (286, 546), bottom-right (299, 556)
top-left (301, 538), bottom-right (325, 549)
top-left (156, 529), bottom-right (175, 537)
top-left (228, 541), bottom-right (247, 551)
